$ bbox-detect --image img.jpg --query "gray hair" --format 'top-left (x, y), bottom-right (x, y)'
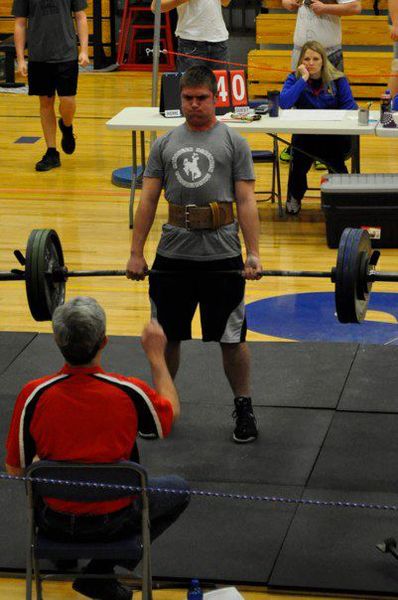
top-left (52, 297), bottom-right (106, 365)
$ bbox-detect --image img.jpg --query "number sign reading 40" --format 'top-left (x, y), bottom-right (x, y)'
top-left (213, 70), bottom-right (248, 114)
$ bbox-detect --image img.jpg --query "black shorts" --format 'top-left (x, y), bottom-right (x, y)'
top-left (28, 60), bottom-right (78, 97)
top-left (149, 255), bottom-right (247, 343)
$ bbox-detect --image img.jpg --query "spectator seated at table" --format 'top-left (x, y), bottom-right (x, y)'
top-left (279, 40), bottom-right (357, 215)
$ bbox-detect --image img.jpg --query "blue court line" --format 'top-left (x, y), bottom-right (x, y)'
top-left (246, 291), bottom-right (398, 344)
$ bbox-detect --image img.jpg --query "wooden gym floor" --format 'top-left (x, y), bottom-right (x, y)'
top-left (2, 72), bottom-right (398, 338)
top-left (0, 71), bottom-right (398, 598)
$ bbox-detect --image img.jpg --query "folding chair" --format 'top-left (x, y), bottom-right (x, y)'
top-left (25, 461), bottom-right (152, 600)
top-left (286, 134), bottom-right (358, 209)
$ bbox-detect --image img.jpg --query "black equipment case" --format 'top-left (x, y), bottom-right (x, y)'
top-left (321, 173), bottom-right (398, 248)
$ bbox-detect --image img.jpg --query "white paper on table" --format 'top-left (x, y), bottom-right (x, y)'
top-left (204, 588), bottom-right (244, 599)
top-left (280, 109), bottom-right (346, 121)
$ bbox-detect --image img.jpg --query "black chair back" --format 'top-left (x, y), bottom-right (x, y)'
top-left (25, 461), bottom-right (146, 504)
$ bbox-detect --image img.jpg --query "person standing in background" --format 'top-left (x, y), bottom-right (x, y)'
top-left (151, 0), bottom-right (231, 71)
top-left (388, 0), bottom-right (398, 101)
top-left (279, 0), bottom-right (360, 166)
top-left (282, 0), bottom-right (361, 72)
top-left (13, 0), bottom-right (89, 172)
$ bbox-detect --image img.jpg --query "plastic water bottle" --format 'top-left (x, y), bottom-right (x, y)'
top-left (380, 88), bottom-right (392, 119)
top-left (187, 578), bottom-right (203, 599)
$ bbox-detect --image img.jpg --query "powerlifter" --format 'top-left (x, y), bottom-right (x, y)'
top-left (126, 65), bottom-right (262, 443)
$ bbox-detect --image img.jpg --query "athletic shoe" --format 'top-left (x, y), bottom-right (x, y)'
top-left (314, 160), bottom-right (327, 171)
top-left (35, 150), bottom-right (61, 172)
top-left (232, 397), bottom-right (258, 443)
top-left (285, 196), bottom-right (301, 215)
top-left (58, 118), bottom-right (76, 154)
top-left (72, 578), bottom-right (133, 600)
top-left (279, 146), bottom-right (292, 163)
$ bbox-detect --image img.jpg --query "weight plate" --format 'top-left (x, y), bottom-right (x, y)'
top-left (25, 229), bottom-right (66, 321)
top-left (335, 228), bottom-right (372, 324)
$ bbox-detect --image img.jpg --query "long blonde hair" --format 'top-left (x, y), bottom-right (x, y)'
top-left (296, 41), bottom-right (345, 93)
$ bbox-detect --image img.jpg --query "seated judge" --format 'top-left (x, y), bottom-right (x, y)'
top-left (5, 297), bottom-right (189, 600)
top-left (279, 40), bottom-right (357, 215)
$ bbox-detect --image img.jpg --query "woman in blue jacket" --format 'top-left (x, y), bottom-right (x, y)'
top-left (280, 40), bottom-right (357, 215)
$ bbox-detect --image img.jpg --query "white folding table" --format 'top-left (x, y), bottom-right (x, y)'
top-left (106, 107), bottom-right (379, 227)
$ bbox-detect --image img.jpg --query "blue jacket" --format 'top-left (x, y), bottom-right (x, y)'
top-left (279, 73), bottom-right (357, 110)
top-left (392, 94), bottom-right (398, 110)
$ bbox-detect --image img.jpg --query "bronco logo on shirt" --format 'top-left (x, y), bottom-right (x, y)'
top-left (171, 147), bottom-right (215, 188)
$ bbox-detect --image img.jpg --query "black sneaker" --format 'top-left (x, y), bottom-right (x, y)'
top-left (72, 578), bottom-right (133, 600)
top-left (35, 150), bottom-right (61, 172)
top-left (58, 118), bottom-right (76, 154)
top-left (232, 397), bottom-right (258, 443)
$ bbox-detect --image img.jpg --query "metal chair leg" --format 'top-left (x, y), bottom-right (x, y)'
top-left (275, 151), bottom-right (283, 217)
top-left (25, 546), bottom-right (33, 600)
top-left (34, 556), bottom-right (43, 600)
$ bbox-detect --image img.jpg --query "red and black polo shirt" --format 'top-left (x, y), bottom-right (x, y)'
top-left (6, 364), bottom-right (173, 515)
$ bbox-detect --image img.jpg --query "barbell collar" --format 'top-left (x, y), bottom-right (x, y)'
top-left (14, 250), bottom-right (26, 266)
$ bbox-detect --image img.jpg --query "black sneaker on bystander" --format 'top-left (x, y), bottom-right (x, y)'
top-left (58, 118), bottom-right (76, 154)
top-left (35, 149), bottom-right (61, 172)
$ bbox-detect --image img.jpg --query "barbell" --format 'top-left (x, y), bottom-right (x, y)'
top-left (0, 227), bottom-right (396, 323)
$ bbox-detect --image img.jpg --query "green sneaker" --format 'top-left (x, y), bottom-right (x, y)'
top-left (314, 160), bottom-right (327, 171)
top-left (279, 146), bottom-right (292, 162)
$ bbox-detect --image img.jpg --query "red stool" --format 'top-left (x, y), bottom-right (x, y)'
top-left (117, 1), bottom-right (175, 71)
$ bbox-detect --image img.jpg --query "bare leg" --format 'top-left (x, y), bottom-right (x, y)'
top-left (388, 53), bottom-right (398, 99)
top-left (59, 95), bottom-right (76, 127)
top-left (220, 342), bottom-right (251, 397)
top-left (165, 341), bottom-right (181, 379)
top-left (39, 96), bottom-right (56, 148)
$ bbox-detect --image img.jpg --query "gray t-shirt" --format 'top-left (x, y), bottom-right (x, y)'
top-left (144, 121), bottom-right (255, 261)
top-left (12, 0), bottom-right (87, 63)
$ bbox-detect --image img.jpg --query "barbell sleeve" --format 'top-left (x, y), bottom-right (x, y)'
top-left (369, 270), bottom-right (398, 283)
top-left (0, 271), bottom-right (25, 281)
